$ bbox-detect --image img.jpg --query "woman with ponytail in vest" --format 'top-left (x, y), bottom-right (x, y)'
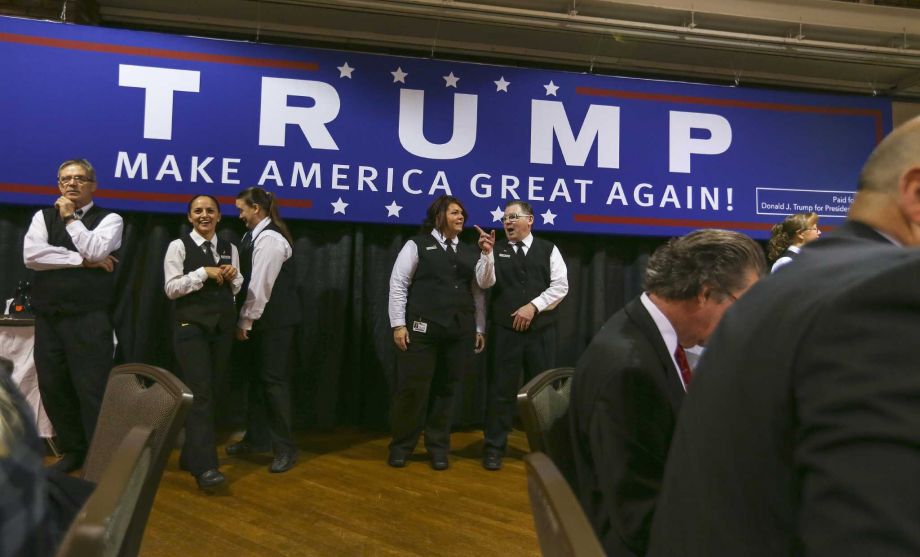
top-left (227, 187), bottom-right (302, 474)
top-left (164, 194), bottom-right (243, 490)
top-left (767, 212), bottom-right (821, 273)
top-left (387, 195), bottom-right (490, 470)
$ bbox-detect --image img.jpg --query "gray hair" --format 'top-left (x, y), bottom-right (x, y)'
top-left (57, 159), bottom-right (96, 182)
top-left (644, 229), bottom-right (766, 301)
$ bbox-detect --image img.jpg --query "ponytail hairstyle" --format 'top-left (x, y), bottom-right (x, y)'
top-left (421, 195), bottom-right (468, 235)
top-left (236, 187), bottom-right (294, 246)
top-left (767, 212), bottom-right (818, 261)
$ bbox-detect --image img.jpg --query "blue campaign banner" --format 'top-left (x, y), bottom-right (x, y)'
top-left (0, 16), bottom-right (891, 239)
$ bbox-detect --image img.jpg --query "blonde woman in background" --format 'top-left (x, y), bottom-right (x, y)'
top-left (767, 212), bottom-right (820, 273)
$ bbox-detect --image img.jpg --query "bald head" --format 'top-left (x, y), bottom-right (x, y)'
top-left (849, 116), bottom-right (920, 245)
top-left (858, 116), bottom-right (920, 194)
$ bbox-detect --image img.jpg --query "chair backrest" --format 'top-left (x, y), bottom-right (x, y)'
top-left (524, 452), bottom-right (605, 557)
top-left (57, 426), bottom-right (154, 557)
top-left (82, 363), bottom-right (193, 557)
top-left (516, 366), bottom-right (575, 483)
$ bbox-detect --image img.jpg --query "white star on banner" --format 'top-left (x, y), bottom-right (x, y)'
top-left (540, 209), bottom-right (557, 225)
top-left (331, 197), bottom-right (349, 215)
top-left (490, 206), bottom-right (504, 222)
top-left (391, 67), bottom-right (408, 83)
top-left (544, 80), bottom-right (559, 96)
top-left (385, 200), bottom-right (403, 218)
top-left (337, 62), bottom-right (354, 78)
top-left (443, 72), bottom-right (460, 88)
top-left (494, 76), bottom-right (510, 92)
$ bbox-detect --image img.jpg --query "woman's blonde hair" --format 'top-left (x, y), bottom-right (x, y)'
top-left (767, 212), bottom-right (818, 261)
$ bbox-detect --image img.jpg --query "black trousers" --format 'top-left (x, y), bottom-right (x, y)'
top-left (173, 319), bottom-right (233, 475)
top-left (34, 310), bottom-right (113, 456)
top-left (389, 318), bottom-right (474, 458)
top-left (483, 324), bottom-right (557, 453)
top-left (238, 325), bottom-right (296, 454)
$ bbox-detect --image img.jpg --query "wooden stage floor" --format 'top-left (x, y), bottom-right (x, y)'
top-left (140, 429), bottom-right (540, 556)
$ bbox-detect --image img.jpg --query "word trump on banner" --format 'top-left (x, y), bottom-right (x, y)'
top-left (0, 16), bottom-right (890, 238)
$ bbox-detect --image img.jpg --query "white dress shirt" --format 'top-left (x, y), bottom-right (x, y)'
top-left (388, 229), bottom-right (487, 333)
top-left (238, 217), bottom-right (292, 331)
top-left (475, 232), bottom-right (569, 313)
top-left (23, 201), bottom-right (123, 270)
top-left (639, 292), bottom-right (690, 392)
top-left (163, 229), bottom-right (243, 300)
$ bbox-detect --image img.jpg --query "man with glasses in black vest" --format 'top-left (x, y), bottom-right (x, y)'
top-left (23, 159), bottom-right (123, 473)
top-left (475, 200), bottom-right (569, 471)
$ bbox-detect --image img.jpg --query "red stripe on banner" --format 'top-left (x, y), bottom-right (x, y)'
top-left (0, 183), bottom-right (59, 195)
top-left (575, 86), bottom-right (886, 143)
top-left (0, 32), bottom-right (319, 71)
top-left (0, 183), bottom-right (312, 209)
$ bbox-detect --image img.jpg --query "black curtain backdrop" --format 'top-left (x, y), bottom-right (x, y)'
top-left (0, 204), bottom-right (665, 432)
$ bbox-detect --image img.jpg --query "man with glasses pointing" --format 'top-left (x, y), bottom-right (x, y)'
top-left (23, 159), bottom-right (123, 473)
top-left (474, 200), bottom-right (569, 471)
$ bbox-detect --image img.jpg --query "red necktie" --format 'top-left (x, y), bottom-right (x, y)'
top-left (674, 345), bottom-right (692, 389)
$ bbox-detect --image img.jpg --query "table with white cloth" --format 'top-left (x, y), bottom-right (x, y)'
top-left (0, 316), bottom-right (54, 438)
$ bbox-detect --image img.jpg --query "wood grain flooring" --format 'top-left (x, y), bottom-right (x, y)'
top-left (140, 429), bottom-right (539, 557)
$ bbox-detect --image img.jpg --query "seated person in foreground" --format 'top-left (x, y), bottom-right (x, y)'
top-left (0, 357), bottom-right (93, 556)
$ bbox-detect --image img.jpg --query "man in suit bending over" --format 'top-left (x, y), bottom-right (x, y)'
top-left (647, 117), bottom-right (920, 557)
top-left (475, 200), bottom-right (569, 471)
top-left (569, 229), bottom-right (764, 557)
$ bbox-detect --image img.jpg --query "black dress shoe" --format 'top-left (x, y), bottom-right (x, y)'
top-left (387, 453), bottom-right (407, 468)
top-left (269, 451), bottom-right (297, 473)
top-left (482, 451), bottom-right (503, 471)
top-left (225, 441), bottom-right (270, 456)
top-left (195, 469), bottom-right (226, 490)
top-left (49, 452), bottom-right (85, 474)
top-left (430, 454), bottom-right (449, 471)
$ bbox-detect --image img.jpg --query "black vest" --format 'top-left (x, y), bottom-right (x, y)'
top-left (781, 248), bottom-right (798, 261)
top-left (174, 235), bottom-right (236, 331)
top-left (239, 223), bottom-right (302, 330)
top-left (405, 233), bottom-right (477, 330)
top-left (491, 236), bottom-right (558, 331)
top-left (31, 206), bottom-right (120, 316)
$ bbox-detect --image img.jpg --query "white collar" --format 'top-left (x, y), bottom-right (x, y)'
top-left (431, 229), bottom-right (457, 247)
top-left (250, 216), bottom-right (272, 239)
top-left (190, 229), bottom-right (216, 246)
top-left (874, 228), bottom-right (902, 246)
top-left (75, 201), bottom-right (94, 216)
top-left (640, 292), bottom-right (689, 391)
top-left (640, 292), bottom-right (678, 361)
top-left (512, 233), bottom-right (533, 248)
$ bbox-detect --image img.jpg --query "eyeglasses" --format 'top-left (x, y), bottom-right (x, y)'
top-left (59, 175), bottom-right (94, 185)
top-left (501, 213), bottom-right (532, 224)
top-left (803, 226), bottom-right (819, 232)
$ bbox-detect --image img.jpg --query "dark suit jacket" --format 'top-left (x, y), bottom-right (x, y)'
top-left (570, 298), bottom-right (685, 557)
top-left (647, 222), bottom-right (920, 557)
